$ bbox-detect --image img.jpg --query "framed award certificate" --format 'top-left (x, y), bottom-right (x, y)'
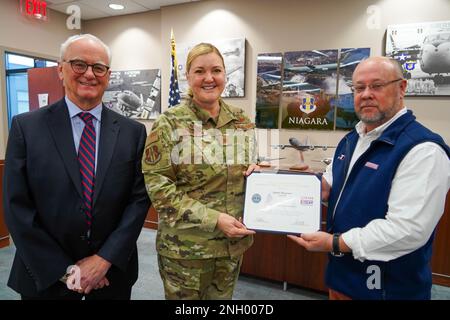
top-left (243, 171), bottom-right (322, 234)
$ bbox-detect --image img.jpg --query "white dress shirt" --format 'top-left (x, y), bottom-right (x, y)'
top-left (323, 107), bottom-right (450, 262)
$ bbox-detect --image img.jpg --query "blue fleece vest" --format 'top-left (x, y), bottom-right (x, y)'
top-left (326, 110), bottom-right (450, 300)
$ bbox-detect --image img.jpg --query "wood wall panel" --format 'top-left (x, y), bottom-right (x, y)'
top-left (431, 192), bottom-right (450, 286)
top-left (284, 240), bottom-right (328, 292)
top-left (241, 233), bottom-right (286, 282)
top-left (144, 206), bottom-right (158, 230)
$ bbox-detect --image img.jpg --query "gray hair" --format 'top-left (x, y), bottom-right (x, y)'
top-left (59, 34), bottom-right (112, 64)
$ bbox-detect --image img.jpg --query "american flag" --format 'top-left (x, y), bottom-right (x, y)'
top-left (168, 29), bottom-right (181, 107)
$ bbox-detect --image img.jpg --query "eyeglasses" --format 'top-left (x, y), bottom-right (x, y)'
top-left (350, 78), bottom-right (403, 94)
top-left (63, 59), bottom-right (110, 77)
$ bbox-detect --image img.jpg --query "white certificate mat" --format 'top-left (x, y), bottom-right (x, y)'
top-left (243, 171), bottom-right (321, 234)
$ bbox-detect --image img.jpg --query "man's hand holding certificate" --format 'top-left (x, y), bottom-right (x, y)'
top-left (243, 171), bottom-right (321, 234)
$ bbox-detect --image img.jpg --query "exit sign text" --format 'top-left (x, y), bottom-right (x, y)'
top-left (20, 0), bottom-right (48, 21)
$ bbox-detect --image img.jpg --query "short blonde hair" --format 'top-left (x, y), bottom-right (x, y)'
top-left (186, 43), bottom-right (225, 97)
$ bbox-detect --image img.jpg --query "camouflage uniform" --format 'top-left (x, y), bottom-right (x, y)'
top-left (142, 98), bottom-right (256, 299)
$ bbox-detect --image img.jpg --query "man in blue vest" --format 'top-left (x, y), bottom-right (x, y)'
top-left (288, 56), bottom-right (450, 300)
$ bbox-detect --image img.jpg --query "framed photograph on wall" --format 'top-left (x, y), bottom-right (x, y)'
top-left (331, 47), bottom-right (370, 130)
top-left (255, 53), bottom-right (282, 129)
top-left (386, 20), bottom-right (450, 96)
top-left (255, 48), bottom-right (369, 130)
top-left (103, 69), bottom-right (161, 120)
top-left (280, 49), bottom-right (338, 130)
top-left (176, 38), bottom-right (246, 98)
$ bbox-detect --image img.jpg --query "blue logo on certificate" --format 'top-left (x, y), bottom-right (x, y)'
top-left (252, 193), bottom-right (262, 203)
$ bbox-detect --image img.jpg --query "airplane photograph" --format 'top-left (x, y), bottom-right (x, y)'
top-left (330, 47), bottom-right (370, 130)
top-left (280, 49), bottom-right (338, 130)
top-left (107, 74), bottom-right (124, 89)
top-left (103, 69), bottom-right (161, 120)
top-left (283, 49), bottom-right (339, 76)
top-left (386, 20), bottom-right (450, 96)
top-left (328, 93), bottom-right (359, 129)
top-left (256, 48), bottom-right (368, 130)
top-left (256, 53), bottom-right (283, 129)
top-left (283, 48), bottom-right (366, 74)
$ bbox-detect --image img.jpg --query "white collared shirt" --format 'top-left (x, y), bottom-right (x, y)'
top-left (323, 108), bottom-right (450, 262)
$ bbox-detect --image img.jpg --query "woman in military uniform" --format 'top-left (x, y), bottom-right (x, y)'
top-left (142, 43), bottom-right (258, 300)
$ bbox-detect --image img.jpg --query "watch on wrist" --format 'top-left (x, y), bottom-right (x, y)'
top-left (331, 233), bottom-right (344, 257)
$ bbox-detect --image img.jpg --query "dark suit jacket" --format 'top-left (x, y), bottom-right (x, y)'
top-left (3, 99), bottom-right (151, 297)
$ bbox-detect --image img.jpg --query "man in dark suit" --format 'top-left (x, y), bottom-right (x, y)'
top-left (3, 34), bottom-right (150, 300)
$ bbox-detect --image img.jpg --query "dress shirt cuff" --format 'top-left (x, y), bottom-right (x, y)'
top-left (322, 168), bottom-right (333, 187)
top-left (342, 229), bottom-right (366, 262)
top-left (200, 208), bottom-right (221, 233)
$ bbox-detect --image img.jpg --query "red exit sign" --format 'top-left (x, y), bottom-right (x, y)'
top-left (20, 0), bottom-right (48, 21)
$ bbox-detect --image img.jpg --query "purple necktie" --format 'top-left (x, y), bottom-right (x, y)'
top-left (77, 112), bottom-right (96, 231)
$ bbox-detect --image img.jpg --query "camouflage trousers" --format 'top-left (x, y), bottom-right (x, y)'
top-left (157, 254), bottom-right (243, 300)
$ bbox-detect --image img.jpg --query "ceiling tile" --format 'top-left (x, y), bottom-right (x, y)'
top-left (48, 1), bottom-right (110, 20)
top-left (47, 0), bottom-right (203, 20)
top-left (79, 0), bottom-right (148, 17)
top-left (132, 0), bottom-right (190, 10)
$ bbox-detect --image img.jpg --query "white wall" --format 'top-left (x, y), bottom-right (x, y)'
top-left (83, 11), bottom-right (161, 135)
top-left (0, 0), bottom-right (77, 157)
top-left (83, 11), bottom-right (161, 71)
